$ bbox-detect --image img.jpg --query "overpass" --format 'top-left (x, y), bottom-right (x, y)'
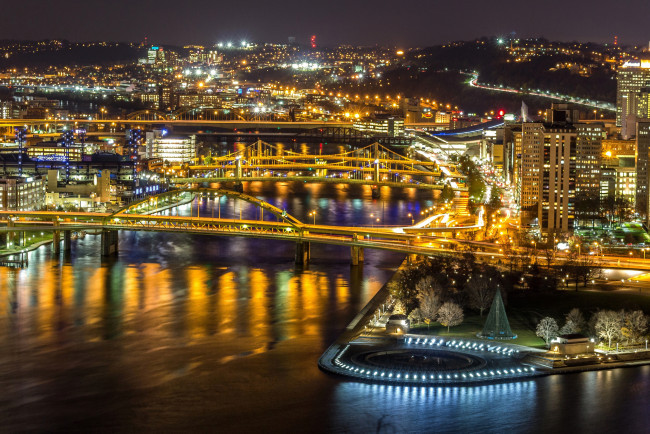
top-left (0, 117), bottom-right (449, 131)
top-left (0, 188), bottom-right (483, 265)
top-left (0, 118), bottom-right (354, 133)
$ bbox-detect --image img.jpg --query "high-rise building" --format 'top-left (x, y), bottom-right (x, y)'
top-left (158, 85), bottom-right (176, 111)
top-left (520, 121), bottom-right (583, 236)
top-left (616, 60), bottom-right (650, 138)
top-left (511, 127), bottom-right (523, 206)
top-left (147, 46), bottom-right (165, 65)
top-left (601, 139), bottom-right (636, 207)
top-left (519, 122), bottom-right (543, 217)
top-left (538, 124), bottom-right (577, 236)
top-left (575, 123), bottom-right (605, 201)
top-left (636, 120), bottom-right (650, 218)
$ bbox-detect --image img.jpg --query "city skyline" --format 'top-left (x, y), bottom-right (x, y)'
top-left (2, 6), bottom-right (650, 432)
top-left (2, 0), bottom-right (650, 47)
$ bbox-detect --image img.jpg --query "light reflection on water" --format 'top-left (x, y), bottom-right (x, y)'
top-left (1, 183), bottom-right (649, 432)
top-left (0, 250), bottom-right (381, 346)
top-left (331, 367), bottom-right (650, 433)
top-left (331, 381), bottom-right (538, 432)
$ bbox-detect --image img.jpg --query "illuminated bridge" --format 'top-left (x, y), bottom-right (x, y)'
top-left (0, 117), bottom-right (448, 134)
top-left (171, 140), bottom-right (466, 193)
top-left (0, 188), bottom-right (484, 265)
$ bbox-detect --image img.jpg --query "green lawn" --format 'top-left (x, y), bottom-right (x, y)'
top-left (411, 311), bottom-right (547, 349)
top-left (410, 288), bottom-right (650, 350)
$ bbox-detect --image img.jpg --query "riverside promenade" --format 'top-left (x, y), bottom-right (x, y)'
top-left (319, 259), bottom-right (650, 385)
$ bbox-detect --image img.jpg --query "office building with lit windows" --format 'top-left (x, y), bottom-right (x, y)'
top-left (616, 60), bottom-right (650, 139)
top-left (150, 136), bottom-right (196, 164)
top-left (636, 120), bottom-right (650, 219)
top-left (575, 123), bottom-right (605, 206)
top-left (0, 176), bottom-right (46, 211)
top-left (353, 115), bottom-right (404, 137)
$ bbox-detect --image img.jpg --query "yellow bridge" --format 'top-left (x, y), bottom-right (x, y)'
top-left (170, 141), bottom-right (465, 192)
top-left (0, 188), bottom-right (484, 265)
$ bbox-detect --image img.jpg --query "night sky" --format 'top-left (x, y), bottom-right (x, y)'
top-left (2, 0), bottom-right (650, 47)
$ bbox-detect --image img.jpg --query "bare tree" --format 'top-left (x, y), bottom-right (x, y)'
top-left (437, 302), bottom-right (464, 332)
top-left (560, 308), bottom-right (586, 334)
top-left (536, 317), bottom-right (559, 346)
top-left (621, 310), bottom-right (649, 345)
top-left (466, 279), bottom-right (495, 316)
top-left (408, 308), bottom-right (423, 325)
top-left (416, 276), bottom-right (441, 324)
top-left (541, 246), bottom-right (555, 269)
top-left (387, 270), bottom-right (420, 315)
top-left (593, 310), bottom-right (623, 349)
top-left (392, 300), bottom-right (406, 315)
top-left (560, 320), bottom-right (580, 335)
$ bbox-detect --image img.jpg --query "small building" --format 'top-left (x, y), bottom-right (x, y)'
top-left (27, 142), bottom-right (84, 161)
top-left (148, 135), bottom-right (196, 164)
top-left (353, 114), bottom-right (405, 137)
top-left (385, 314), bottom-right (409, 334)
top-left (550, 334), bottom-right (595, 355)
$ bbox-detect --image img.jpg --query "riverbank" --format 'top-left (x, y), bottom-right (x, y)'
top-left (0, 194), bottom-right (195, 259)
top-left (319, 257), bottom-right (650, 385)
top-left (0, 237), bottom-right (53, 258)
top-left (139, 192), bottom-right (195, 215)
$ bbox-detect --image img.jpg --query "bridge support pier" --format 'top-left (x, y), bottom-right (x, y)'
top-left (6, 218), bottom-right (15, 248)
top-left (101, 230), bottom-right (119, 257)
top-left (351, 245), bottom-right (364, 266)
top-left (235, 157), bottom-right (243, 179)
top-left (52, 220), bottom-right (61, 255)
top-left (295, 241), bottom-right (310, 266)
top-left (63, 230), bottom-right (72, 252)
top-left (371, 186), bottom-right (380, 199)
top-left (232, 182), bottom-right (244, 193)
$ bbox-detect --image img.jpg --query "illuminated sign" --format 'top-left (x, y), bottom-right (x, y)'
top-left (622, 60), bottom-right (650, 69)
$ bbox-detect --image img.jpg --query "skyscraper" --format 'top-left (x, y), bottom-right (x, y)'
top-left (538, 124), bottom-right (577, 236)
top-left (519, 119), bottom-right (602, 236)
top-left (636, 120), bottom-right (650, 218)
top-left (519, 122), bottom-right (543, 218)
top-left (616, 60), bottom-right (650, 139)
top-left (575, 123), bottom-right (605, 222)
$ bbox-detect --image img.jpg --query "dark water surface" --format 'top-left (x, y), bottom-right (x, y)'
top-left (1, 183), bottom-right (649, 433)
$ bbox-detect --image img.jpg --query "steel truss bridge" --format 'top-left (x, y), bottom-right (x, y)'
top-left (172, 140), bottom-right (465, 191)
top-left (0, 188), bottom-right (483, 264)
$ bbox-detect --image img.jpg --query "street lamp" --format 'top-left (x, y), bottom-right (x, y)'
top-left (408, 213), bottom-right (414, 225)
top-left (308, 211), bottom-right (317, 225)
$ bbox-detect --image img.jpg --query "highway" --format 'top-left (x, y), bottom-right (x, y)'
top-left (0, 118), bottom-right (450, 129)
top-left (465, 72), bottom-right (616, 112)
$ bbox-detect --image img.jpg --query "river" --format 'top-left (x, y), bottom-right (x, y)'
top-left (0, 182), bottom-right (649, 433)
